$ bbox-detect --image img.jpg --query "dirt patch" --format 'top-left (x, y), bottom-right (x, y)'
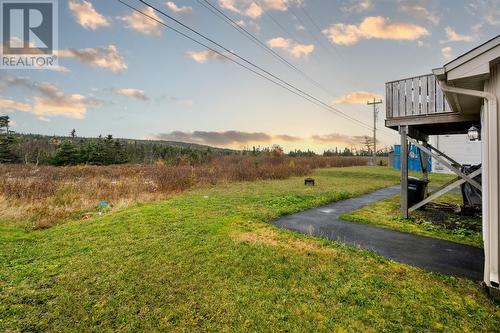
top-left (416, 204), bottom-right (482, 233)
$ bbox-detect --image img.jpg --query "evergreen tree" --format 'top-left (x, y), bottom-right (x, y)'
top-left (0, 134), bottom-right (17, 163)
top-left (0, 116), bottom-right (9, 133)
top-left (86, 140), bottom-right (105, 165)
top-left (0, 116), bottom-right (17, 163)
top-left (112, 139), bottom-right (128, 164)
top-left (51, 141), bottom-right (79, 166)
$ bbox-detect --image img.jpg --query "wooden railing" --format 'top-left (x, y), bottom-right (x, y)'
top-left (386, 74), bottom-right (451, 119)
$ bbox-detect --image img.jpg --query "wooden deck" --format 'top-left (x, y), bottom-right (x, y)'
top-left (386, 74), bottom-right (451, 118)
top-left (385, 74), bottom-right (479, 135)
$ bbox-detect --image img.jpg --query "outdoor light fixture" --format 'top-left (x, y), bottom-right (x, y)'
top-left (468, 125), bottom-right (480, 141)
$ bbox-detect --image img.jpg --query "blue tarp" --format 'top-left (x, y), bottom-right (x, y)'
top-left (392, 145), bottom-right (432, 172)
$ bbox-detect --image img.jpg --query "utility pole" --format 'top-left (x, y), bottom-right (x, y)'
top-left (367, 98), bottom-right (383, 166)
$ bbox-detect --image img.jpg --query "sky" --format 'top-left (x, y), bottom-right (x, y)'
top-left (1, 0), bottom-right (499, 152)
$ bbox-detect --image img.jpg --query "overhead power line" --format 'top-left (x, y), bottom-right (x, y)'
top-left (252, 0), bottom-right (364, 94)
top-left (117, 0), bottom-right (396, 137)
top-left (287, 5), bottom-right (339, 61)
top-left (196, 0), bottom-right (334, 97)
top-left (296, 5), bottom-right (343, 61)
top-left (116, 0), bottom-right (373, 130)
top-left (116, 1), bottom-right (330, 108)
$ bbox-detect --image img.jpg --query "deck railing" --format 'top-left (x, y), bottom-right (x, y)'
top-left (386, 74), bottom-right (451, 119)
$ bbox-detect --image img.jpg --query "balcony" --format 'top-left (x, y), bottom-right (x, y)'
top-left (385, 74), bottom-right (478, 135)
top-left (386, 74), bottom-right (451, 119)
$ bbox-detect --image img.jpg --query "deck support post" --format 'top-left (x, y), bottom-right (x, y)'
top-left (421, 140), bottom-right (429, 197)
top-left (400, 125), bottom-right (409, 218)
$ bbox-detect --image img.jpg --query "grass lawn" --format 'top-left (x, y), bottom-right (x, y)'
top-left (342, 191), bottom-right (483, 248)
top-left (1, 166), bottom-right (498, 332)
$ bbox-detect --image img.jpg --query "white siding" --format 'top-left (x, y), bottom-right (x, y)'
top-left (429, 134), bottom-right (482, 174)
top-left (483, 61), bottom-right (500, 287)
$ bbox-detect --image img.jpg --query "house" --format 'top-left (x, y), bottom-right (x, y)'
top-left (429, 134), bottom-right (481, 174)
top-left (390, 135), bottom-right (481, 173)
top-left (385, 35), bottom-right (500, 296)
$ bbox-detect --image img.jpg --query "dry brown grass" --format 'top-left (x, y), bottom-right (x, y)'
top-left (233, 227), bottom-right (337, 256)
top-left (0, 155), bottom-right (368, 229)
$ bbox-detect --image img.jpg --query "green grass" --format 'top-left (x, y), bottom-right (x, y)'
top-left (342, 192), bottom-right (483, 248)
top-left (1, 166), bottom-right (499, 332)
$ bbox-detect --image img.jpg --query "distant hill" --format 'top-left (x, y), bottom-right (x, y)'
top-left (119, 138), bottom-right (236, 154)
top-left (15, 133), bottom-right (236, 153)
top-left (11, 133), bottom-right (238, 165)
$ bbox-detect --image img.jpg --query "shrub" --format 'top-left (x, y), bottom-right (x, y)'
top-left (0, 156), bottom-right (369, 228)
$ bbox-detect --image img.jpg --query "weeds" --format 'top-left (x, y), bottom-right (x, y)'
top-left (0, 156), bottom-right (368, 228)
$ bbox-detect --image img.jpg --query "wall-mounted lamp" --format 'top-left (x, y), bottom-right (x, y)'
top-left (468, 125), bottom-right (480, 141)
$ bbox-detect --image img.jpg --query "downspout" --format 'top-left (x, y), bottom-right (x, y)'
top-left (439, 80), bottom-right (498, 289)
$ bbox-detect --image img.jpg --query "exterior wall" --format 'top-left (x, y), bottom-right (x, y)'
top-left (429, 134), bottom-right (482, 174)
top-left (483, 61), bottom-right (500, 288)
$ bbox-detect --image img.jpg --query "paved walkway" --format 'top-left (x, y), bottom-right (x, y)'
top-left (273, 186), bottom-right (484, 280)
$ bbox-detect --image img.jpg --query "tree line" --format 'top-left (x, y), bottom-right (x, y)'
top-left (0, 115), bottom-right (389, 166)
top-left (0, 116), bottom-right (226, 166)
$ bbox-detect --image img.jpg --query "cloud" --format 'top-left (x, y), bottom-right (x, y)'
top-left (149, 130), bottom-right (378, 148)
top-left (323, 16), bottom-right (429, 45)
top-left (32, 83), bottom-right (99, 119)
top-left (151, 130), bottom-right (272, 146)
top-left (485, 10), bottom-right (500, 25)
top-left (186, 50), bottom-right (226, 63)
top-left (274, 134), bottom-right (302, 142)
top-left (235, 19), bottom-right (261, 32)
top-left (245, 2), bottom-right (263, 17)
top-left (398, 0), bottom-right (439, 25)
top-left (311, 133), bottom-right (378, 146)
top-left (472, 23), bottom-right (483, 33)
top-left (334, 91), bottom-right (383, 104)
top-left (0, 75), bottom-right (32, 90)
top-left (267, 37), bottom-right (290, 48)
top-left (441, 46), bottom-right (453, 61)
top-left (112, 88), bottom-right (149, 101)
top-left (120, 6), bottom-right (163, 36)
top-left (58, 45), bottom-right (127, 72)
top-left (266, 37), bottom-right (315, 58)
top-left (0, 75), bottom-right (100, 119)
top-left (165, 1), bottom-right (193, 15)
top-left (0, 98), bottom-right (31, 112)
top-left (263, 0), bottom-right (289, 11)
top-left (217, 0), bottom-right (297, 18)
top-left (342, 0), bottom-right (374, 13)
top-left (466, 1), bottom-right (500, 26)
top-left (149, 130), bottom-right (303, 146)
top-left (68, 0), bottom-right (110, 30)
top-left (443, 27), bottom-right (478, 43)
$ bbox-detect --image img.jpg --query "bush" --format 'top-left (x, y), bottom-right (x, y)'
top-left (0, 156), bottom-right (369, 228)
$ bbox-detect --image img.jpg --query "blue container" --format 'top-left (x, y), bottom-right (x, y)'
top-left (392, 145), bottom-right (432, 172)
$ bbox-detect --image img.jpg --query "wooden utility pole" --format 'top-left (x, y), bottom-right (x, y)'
top-left (367, 98), bottom-right (383, 165)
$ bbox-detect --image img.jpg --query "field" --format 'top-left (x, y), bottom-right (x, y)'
top-left (0, 155), bottom-right (367, 229)
top-left (1, 166), bottom-right (499, 332)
